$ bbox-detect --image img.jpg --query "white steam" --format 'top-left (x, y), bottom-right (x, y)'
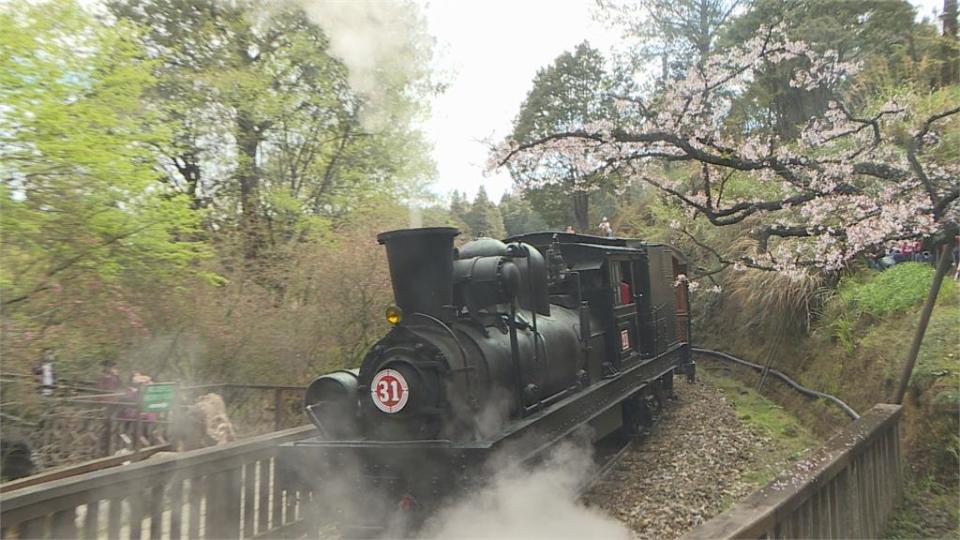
top-left (422, 442), bottom-right (631, 539)
top-left (294, 0), bottom-right (430, 127)
top-left (409, 203), bottom-right (422, 228)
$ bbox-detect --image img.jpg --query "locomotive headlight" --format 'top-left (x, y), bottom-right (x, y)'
top-left (385, 305), bottom-right (402, 325)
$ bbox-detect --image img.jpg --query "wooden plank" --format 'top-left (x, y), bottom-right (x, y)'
top-left (257, 459), bottom-right (270, 535)
top-left (205, 470), bottom-right (225, 538)
top-left (282, 465), bottom-right (297, 526)
top-left (243, 461), bottom-right (256, 537)
top-left (187, 477), bottom-right (203, 539)
top-left (865, 445), bottom-right (877, 539)
top-left (226, 467), bottom-right (243, 537)
top-left (274, 389), bottom-right (283, 432)
top-left (128, 492), bottom-right (144, 540)
top-left (271, 461), bottom-right (283, 530)
top-left (83, 501), bottom-right (100, 539)
top-left (828, 478), bottom-right (841, 538)
top-left (0, 444), bottom-right (171, 495)
top-left (107, 497), bottom-right (122, 539)
top-left (18, 516), bottom-right (46, 539)
top-left (169, 479), bottom-right (183, 540)
top-left (205, 468), bottom-right (241, 539)
top-left (51, 508), bottom-right (78, 538)
top-left (149, 484), bottom-right (163, 539)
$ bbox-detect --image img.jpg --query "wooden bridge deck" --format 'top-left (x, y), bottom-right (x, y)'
top-left (1, 404), bottom-right (904, 539)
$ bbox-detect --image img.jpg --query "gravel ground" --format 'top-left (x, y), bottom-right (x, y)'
top-left (584, 376), bottom-right (801, 539)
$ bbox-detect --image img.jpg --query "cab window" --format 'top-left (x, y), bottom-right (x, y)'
top-left (612, 260), bottom-right (635, 306)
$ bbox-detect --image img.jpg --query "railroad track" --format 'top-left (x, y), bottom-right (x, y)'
top-left (578, 432), bottom-right (635, 498)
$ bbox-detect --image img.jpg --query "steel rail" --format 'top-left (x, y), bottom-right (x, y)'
top-left (693, 347), bottom-right (860, 420)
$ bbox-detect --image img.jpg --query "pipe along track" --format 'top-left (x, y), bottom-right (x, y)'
top-left (693, 347), bottom-right (860, 420)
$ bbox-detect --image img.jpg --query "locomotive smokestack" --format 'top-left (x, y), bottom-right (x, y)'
top-left (377, 227), bottom-right (460, 319)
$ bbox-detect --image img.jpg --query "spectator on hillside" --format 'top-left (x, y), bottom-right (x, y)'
top-left (564, 225), bottom-right (576, 233)
top-left (900, 240), bottom-right (915, 261)
top-left (599, 217), bottom-right (613, 238)
top-left (97, 360), bottom-right (122, 393)
top-left (119, 371), bottom-right (152, 419)
top-left (953, 235), bottom-right (960, 280)
top-left (953, 235), bottom-right (960, 267)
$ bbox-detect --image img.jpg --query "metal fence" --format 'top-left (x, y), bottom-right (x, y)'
top-left (683, 404), bottom-right (903, 539)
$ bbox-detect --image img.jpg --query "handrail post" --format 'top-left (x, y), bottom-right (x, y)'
top-left (134, 385), bottom-right (144, 457)
top-left (274, 388), bottom-right (282, 432)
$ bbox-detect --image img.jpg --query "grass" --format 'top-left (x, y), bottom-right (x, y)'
top-left (828, 263), bottom-right (958, 357)
top-left (698, 263), bottom-right (960, 537)
top-left (835, 262), bottom-right (958, 318)
top-left (885, 475), bottom-right (960, 539)
top-left (701, 369), bottom-right (819, 487)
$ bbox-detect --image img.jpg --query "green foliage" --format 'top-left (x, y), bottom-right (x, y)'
top-left (597, 0), bottom-right (741, 81)
top-left (462, 186), bottom-right (505, 239)
top-left (509, 42), bottom-right (625, 231)
top-left (109, 0), bottom-right (437, 255)
top-left (499, 192), bottom-right (547, 237)
top-left (0, 0), bottom-right (203, 307)
top-left (0, 0), bottom-right (442, 393)
top-left (885, 474), bottom-right (960, 539)
top-left (836, 263), bottom-right (958, 318)
top-left (722, 0), bottom-right (940, 139)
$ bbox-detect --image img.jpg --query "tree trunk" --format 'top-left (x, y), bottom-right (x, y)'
top-left (942, 0), bottom-right (959, 86)
top-left (572, 191), bottom-right (589, 234)
top-left (697, 0), bottom-right (711, 69)
top-left (236, 111), bottom-right (261, 260)
top-left (892, 244), bottom-right (952, 404)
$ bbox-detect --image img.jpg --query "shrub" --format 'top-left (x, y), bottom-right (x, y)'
top-left (837, 263), bottom-right (958, 318)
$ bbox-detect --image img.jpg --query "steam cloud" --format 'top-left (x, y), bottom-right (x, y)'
top-left (293, 0), bottom-right (431, 128)
top-left (422, 442), bottom-right (631, 539)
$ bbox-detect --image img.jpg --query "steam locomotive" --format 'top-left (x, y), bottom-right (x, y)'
top-left (281, 228), bottom-right (693, 533)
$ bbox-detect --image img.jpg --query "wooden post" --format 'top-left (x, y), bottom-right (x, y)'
top-left (274, 389), bottom-right (282, 432)
top-left (893, 244), bottom-right (951, 403)
top-left (103, 405), bottom-right (114, 457)
top-left (134, 384), bottom-right (145, 456)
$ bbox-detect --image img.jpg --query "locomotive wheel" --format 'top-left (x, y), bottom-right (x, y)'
top-left (621, 391), bottom-right (652, 436)
top-left (647, 379), bottom-right (666, 416)
top-left (662, 370), bottom-right (675, 399)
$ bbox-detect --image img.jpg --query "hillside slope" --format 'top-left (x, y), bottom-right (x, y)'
top-left (697, 262), bottom-right (959, 538)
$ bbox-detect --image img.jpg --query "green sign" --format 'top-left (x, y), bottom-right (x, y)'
top-left (141, 383), bottom-right (177, 412)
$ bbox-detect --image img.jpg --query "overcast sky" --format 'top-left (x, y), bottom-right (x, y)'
top-left (417, 0), bottom-right (944, 203)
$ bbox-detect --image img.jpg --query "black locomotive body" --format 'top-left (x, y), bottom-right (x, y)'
top-left (281, 228), bottom-right (693, 532)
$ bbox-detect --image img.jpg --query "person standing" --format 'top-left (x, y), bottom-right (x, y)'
top-left (97, 360), bottom-right (122, 393)
top-left (599, 217), bottom-right (613, 238)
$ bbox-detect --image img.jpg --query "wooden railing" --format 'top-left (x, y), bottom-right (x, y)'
top-left (0, 425), bottom-right (316, 539)
top-left (683, 404), bottom-right (903, 539)
top-left (1, 383), bottom-right (306, 472)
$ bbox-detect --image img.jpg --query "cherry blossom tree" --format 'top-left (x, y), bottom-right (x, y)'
top-left (491, 25), bottom-right (959, 277)
top-left (491, 25), bottom-right (958, 402)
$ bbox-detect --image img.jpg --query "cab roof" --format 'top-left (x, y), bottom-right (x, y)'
top-left (504, 231), bottom-right (688, 264)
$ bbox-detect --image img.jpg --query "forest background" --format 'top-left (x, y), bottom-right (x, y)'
top-left (1, 0), bottom-right (958, 531)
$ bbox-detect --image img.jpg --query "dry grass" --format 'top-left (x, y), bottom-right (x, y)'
top-left (723, 268), bottom-right (831, 336)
